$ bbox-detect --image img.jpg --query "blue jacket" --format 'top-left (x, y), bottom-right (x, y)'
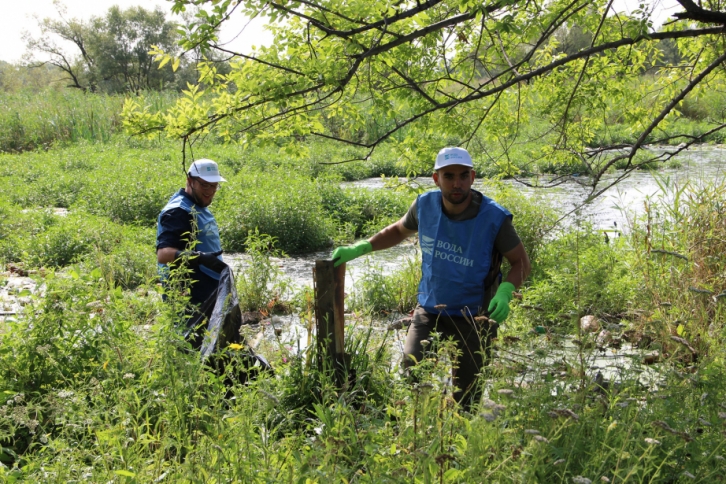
top-left (417, 190), bottom-right (511, 314)
top-left (157, 190), bottom-right (223, 282)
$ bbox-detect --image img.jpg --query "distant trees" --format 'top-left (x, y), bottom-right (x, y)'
top-left (0, 62), bottom-right (62, 93)
top-left (24, 3), bottom-right (186, 93)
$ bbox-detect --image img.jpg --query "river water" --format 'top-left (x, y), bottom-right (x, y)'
top-left (229, 145), bottom-right (726, 291)
top-left (223, 146), bottom-right (725, 381)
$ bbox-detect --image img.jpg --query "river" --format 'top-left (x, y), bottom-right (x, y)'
top-left (228, 145), bottom-right (726, 291)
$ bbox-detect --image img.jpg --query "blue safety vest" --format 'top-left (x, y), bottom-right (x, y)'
top-left (156, 190), bottom-right (223, 281)
top-left (417, 190), bottom-right (511, 314)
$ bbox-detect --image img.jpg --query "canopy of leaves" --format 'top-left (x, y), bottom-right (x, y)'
top-left (24, 3), bottom-right (185, 93)
top-left (125, 0), bottom-right (726, 195)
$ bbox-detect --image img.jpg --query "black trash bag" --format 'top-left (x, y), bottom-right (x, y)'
top-left (184, 265), bottom-right (273, 380)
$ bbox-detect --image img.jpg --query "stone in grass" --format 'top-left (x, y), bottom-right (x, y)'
top-left (572, 477), bottom-right (592, 484)
top-left (580, 315), bottom-right (599, 333)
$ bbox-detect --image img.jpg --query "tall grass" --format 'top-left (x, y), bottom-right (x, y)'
top-left (0, 89), bottom-right (178, 152)
top-left (1, 150), bottom-right (726, 481)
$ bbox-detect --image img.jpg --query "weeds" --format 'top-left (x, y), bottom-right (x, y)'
top-left (235, 230), bottom-right (292, 313)
top-left (1, 107), bottom-right (726, 480)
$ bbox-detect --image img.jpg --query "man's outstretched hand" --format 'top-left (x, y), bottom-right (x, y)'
top-left (331, 240), bottom-right (372, 267)
top-left (175, 250), bottom-right (227, 272)
top-left (487, 282), bottom-right (516, 323)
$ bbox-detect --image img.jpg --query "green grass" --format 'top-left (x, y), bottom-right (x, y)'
top-left (1, 102), bottom-right (725, 481)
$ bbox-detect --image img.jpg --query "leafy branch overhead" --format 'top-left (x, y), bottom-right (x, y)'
top-left (125, 0), bottom-right (726, 192)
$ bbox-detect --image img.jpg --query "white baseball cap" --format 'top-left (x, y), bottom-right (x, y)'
top-left (434, 147), bottom-right (473, 170)
top-left (187, 159), bottom-right (227, 183)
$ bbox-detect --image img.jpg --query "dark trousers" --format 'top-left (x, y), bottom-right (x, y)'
top-left (403, 305), bottom-right (497, 409)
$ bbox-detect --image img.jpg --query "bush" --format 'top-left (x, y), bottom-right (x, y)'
top-left (321, 184), bottom-right (411, 243)
top-left (235, 230), bottom-right (293, 312)
top-left (522, 223), bottom-right (639, 323)
top-left (216, 170), bottom-right (334, 253)
top-left (348, 255), bottom-right (421, 313)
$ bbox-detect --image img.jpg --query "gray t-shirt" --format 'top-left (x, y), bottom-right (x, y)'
top-left (402, 190), bottom-right (521, 254)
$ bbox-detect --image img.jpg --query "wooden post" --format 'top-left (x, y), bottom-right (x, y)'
top-left (314, 260), bottom-right (346, 377)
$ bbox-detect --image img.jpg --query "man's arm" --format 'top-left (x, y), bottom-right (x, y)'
top-left (501, 242), bottom-right (531, 289)
top-left (369, 217), bottom-right (417, 251)
top-left (331, 216), bottom-right (416, 267)
top-left (157, 207), bottom-right (193, 265)
top-left (157, 247), bottom-right (180, 264)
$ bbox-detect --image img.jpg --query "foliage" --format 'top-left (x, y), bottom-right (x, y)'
top-left (215, 169), bottom-right (335, 253)
top-left (2, 261), bottom-right (726, 482)
top-left (321, 183), bottom-right (411, 244)
top-left (0, 89), bottom-right (178, 153)
top-left (622, 176), bottom-right (726, 355)
top-left (349, 254), bottom-right (422, 314)
top-left (0, 62), bottom-right (64, 94)
top-left (522, 223), bottom-right (640, 325)
top-left (126, 0), bottom-right (726, 194)
top-left (24, 4), bottom-right (184, 93)
top-left (235, 230), bottom-right (292, 313)
top-left (0, 204), bottom-right (153, 270)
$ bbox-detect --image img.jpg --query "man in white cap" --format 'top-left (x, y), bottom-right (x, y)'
top-left (156, 159), bottom-right (228, 331)
top-left (332, 147), bottom-right (530, 409)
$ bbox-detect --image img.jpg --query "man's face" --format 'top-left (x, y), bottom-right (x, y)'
top-left (433, 165), bottom-right (475, 206)
top-left (187, 177), bottom-right (219, 207)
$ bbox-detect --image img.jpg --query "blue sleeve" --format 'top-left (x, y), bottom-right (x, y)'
top-left (156, 208), bottom-right (193, 251)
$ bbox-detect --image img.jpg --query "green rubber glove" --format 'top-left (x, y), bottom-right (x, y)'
top-left (332, 240), bottom-right (372, 267)
top-left (487, 282), bottom-right (516, 323)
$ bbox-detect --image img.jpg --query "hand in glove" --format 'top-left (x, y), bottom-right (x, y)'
top-left (331, 240), bottom-right (372, 267)
top-left (487, 282), bottom-right (516, 323)
top-left (175, 250), bottom-right (227, 273)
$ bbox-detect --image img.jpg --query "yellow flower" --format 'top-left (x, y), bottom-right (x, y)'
top-left (228, 343), bottom-right (244, 351)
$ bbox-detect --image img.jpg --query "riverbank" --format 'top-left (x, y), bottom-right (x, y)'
top-left (1, 140), bottom-right (726, 480)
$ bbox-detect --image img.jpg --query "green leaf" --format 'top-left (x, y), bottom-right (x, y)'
top-left (114, 470), bottom-right (136, 478)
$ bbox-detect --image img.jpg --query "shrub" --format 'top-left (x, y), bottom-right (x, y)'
top-left (522, 222), bottom-right (640, 323)
top-left (348, 254), bottom-right (421, 314)
top-left (216, 170), bottom-right (334, 253)
top-left (321, 184), bottom-right (411, 243)
top-left (235, 230), bottom-right (293, 312)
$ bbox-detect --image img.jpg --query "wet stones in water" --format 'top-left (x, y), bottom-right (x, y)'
top-left (580, 315), bottom-right (599, 333)
top-left (241, 311), bottom-right (264, 325)
top-left (387, 317), bottom-right (412, 331)
top-left (572, 339), bottom-right (594, 349)
top-left (503, 335), bottom-right (521, 345)
top-left (643, 351), bottom-right (660, 365)
top-left (622, 330), bottom-right (654, 349)
top-left (596, 330), bottom-right (612, 349)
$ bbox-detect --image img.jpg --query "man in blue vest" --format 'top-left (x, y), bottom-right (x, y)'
top-left (332, 147), bottom-right (531, 408)
top-left (156, 159), bottom-right (228, 346)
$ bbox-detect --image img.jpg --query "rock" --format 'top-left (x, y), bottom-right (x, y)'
top-left (240, 311), bottom-right (263, 325)
top-left (596, 330), bottom-right (612, 348)
top-left (643, 351), bottom-right (660, 365)
top-left (580, 315), bottom-right (600, 333)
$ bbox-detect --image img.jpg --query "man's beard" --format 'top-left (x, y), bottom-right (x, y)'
top-left (190, 186), bottom-right (211, 207)
top-left (443, 189), bottom-right (469, 205)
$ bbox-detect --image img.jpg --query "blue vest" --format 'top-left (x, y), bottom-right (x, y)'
top-left (157, 190), bottom-right (223, 281)
top-left (417, 190), bottom-right (511, 314)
